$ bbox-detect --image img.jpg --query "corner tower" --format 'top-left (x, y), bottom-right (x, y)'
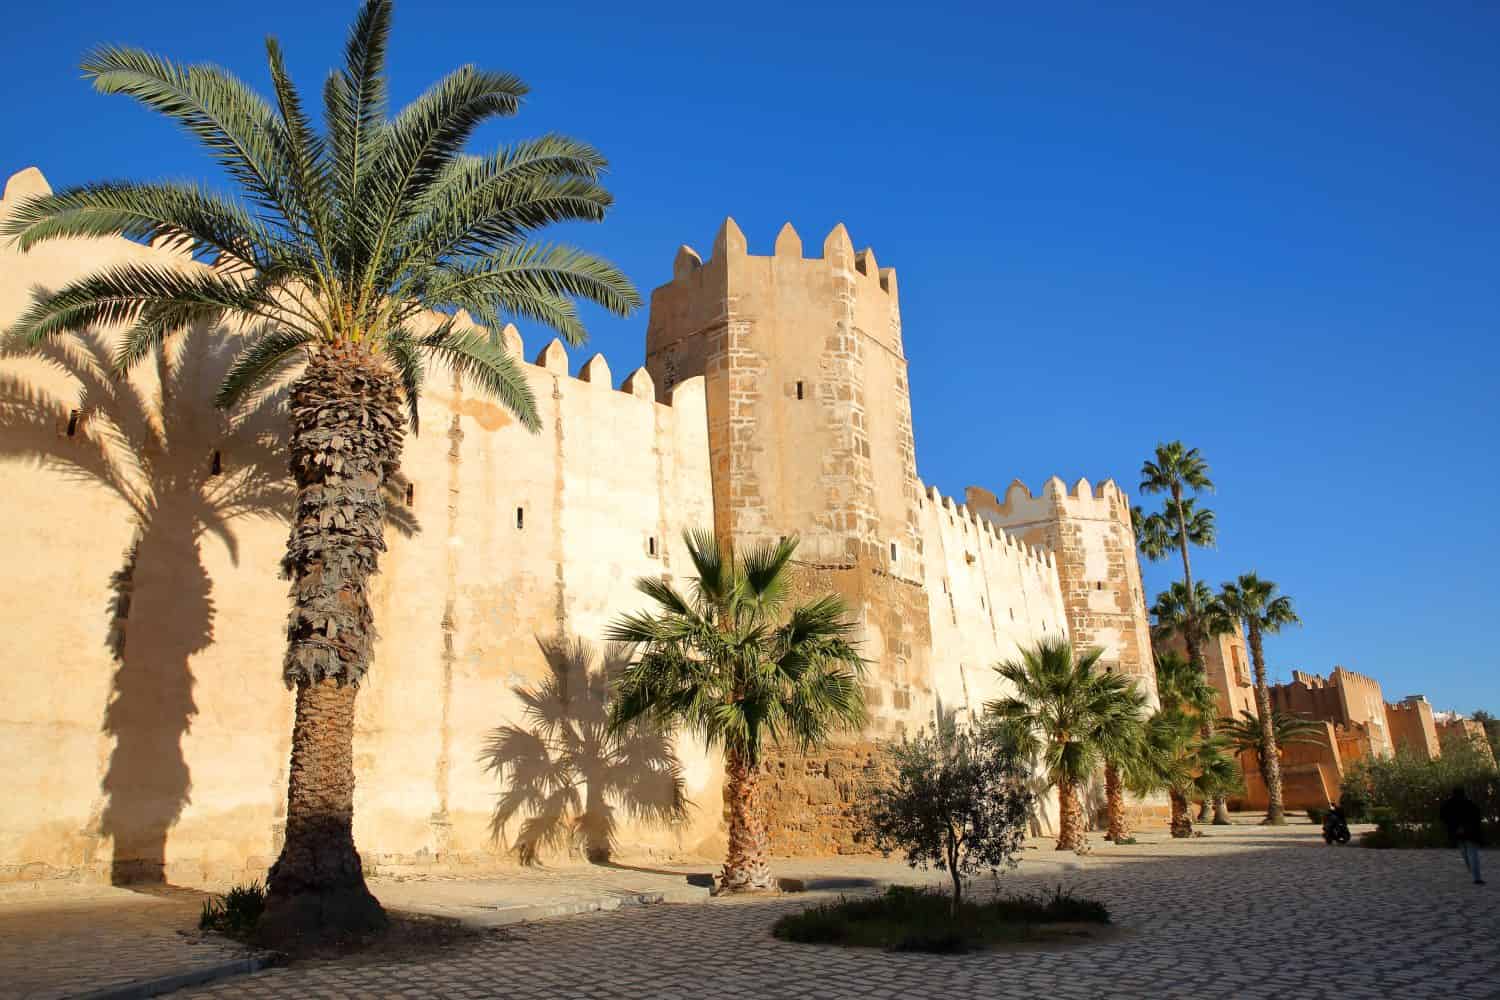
top-left (968, 478), bottom-right (1158, 701)
top-left (645, 219), bottom-right (922, 575)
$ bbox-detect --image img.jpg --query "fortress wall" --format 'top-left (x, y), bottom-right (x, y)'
top-left (916, 484), bottom-right (1068, 724)
top-left (0, 171), bottom-right (720, 884)
top-left (968, 477), bottom-right (1158, 703)
top-left (1385, 698), bottom-right (1440, 761)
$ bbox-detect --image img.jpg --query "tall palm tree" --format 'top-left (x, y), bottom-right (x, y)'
top-left (1149, 581), bottom-right (1233, 652)
top-left (1139, 442), bottom-right (1215, 669)
top-left (1141, 652), bottom-right (1239, 838)
top-left (1218, 574), bottom-right (1301, 825)
top-left (605, 530), bottom-right (866, 893)
top-left (3, 0), bottom-right (638, 938)
top-left (986, 639), bottom-right (1149, 852)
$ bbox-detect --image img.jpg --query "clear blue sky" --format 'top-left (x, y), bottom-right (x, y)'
top-left (5, 2), bottom-right (1497, 710)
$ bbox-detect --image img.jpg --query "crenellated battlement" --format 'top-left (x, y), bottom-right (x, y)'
top-left (665, 217), bottom-right (899, 299)
top-left (920, 482), bottom-right (1055, 571)
top-left (967, 476), bottom-right (1132, 527)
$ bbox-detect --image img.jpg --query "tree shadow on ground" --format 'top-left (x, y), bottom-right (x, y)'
top-left (0, 327), bottom-right (295, 886)
top-left (479, 636), bottom-right (689, 864)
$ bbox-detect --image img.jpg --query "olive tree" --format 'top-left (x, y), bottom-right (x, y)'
top-left (859, 722), bottom-right (1032, 916)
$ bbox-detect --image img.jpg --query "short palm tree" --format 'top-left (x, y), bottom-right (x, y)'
top-left (605, 530), bottom-right (866, 892)
top-left (1143, 652), bottom-right (1240, 837)
top-left (1218, 709), bottom-right (1323, 778)
top-left (3, 0), bottom-right (638, 939)
top-left (1218, 574), bottom-right (1301, 824)
top-left (986, 639), bottom-right (1150, 852)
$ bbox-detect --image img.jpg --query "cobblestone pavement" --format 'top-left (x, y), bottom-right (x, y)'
top-left (175, 822), bottom-right (1500, 1000)
top-left (0, 886), bottom-right (256, 999)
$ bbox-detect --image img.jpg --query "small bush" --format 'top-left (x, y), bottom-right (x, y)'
top-left (1341, 742), bottom-right (1499, 829)
top-left (1306, 807), bottom-right (1326, 825)
top-left (773, 884), bottom-right (1108, 953)
top-left (200, 881), bottom-right (267, 936)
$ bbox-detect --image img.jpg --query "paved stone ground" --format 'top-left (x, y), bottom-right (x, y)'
top-left (0, 886), bottom-right (256, 1000)
top-left (166, 822), bottom-right (1498, 1000)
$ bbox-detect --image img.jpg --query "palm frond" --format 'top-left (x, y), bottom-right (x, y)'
top-left (416, 325), bottom-right (537, 431)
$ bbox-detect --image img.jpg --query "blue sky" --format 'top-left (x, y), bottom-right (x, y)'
top-left (4, 2), bottom-right (1497, 710)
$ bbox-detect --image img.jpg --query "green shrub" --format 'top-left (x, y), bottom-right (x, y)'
top-left (772, 884), bottom-right (1108, 953)
top-left (1341, 742), bottom-right (1499, 829)
top-left (199, 881), bottom-right (267, 936)
top-left (1307, 807), bottom-right (1326, 824)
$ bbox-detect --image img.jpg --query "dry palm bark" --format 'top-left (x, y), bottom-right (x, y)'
top-left (261, 345), bottom-right (403, 941)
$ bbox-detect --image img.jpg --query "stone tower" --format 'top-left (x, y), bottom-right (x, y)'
top-left (645, 219), bottom-right (932, 731)
top-left (967, 478), bottom-right (1159, 701)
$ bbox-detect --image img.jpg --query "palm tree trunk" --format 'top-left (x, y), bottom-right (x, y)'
top-left (1104, 762), bottom-right (1128, 841)
top-left (719, 749), bottom-right (773, 892)
top-left (1169, 789), bottom-right (1193, 838)
top-left (1249, 623), bottom-right (1285, 824)
top-left (1056, 775), bottom-right (1084, 852)
top-left (262, 343), bottom-right (402, 944)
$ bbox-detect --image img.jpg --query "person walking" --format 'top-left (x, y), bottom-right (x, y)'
top-left (1440, 787), bottom-right (1486, 885)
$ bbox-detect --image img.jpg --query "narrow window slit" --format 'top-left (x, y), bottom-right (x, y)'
top-left (209, 450), bottom-right (222, 476)
top-left (516, 507), bottom-right (524, 529)
top-left (648, 536), bottom-right (657, 557)
top-left (796, 380), bottom-right (805, 400)
top-left (65, 410), bottom-right (80, 437)
top-left (405, 483), bottom-right (415, 506)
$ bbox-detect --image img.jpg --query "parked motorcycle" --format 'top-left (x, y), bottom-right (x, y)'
top-left (1323, 806), bottom-right (1351, 845)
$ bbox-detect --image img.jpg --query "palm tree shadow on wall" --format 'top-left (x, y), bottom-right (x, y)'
top-left (480, 636), bottom-right (689, 864)
top-left (0, 326), bottom-right (296, 885)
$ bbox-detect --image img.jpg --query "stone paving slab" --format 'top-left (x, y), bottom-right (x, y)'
top-left (176, 822), bottom-right (1500, 1000)
top-left (0, 887), bottom-right (259, 1000)
top-left (368, 864), bottom-right (713, 926)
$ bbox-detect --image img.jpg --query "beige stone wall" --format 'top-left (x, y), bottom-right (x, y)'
top-left (968, 477), bottom-right (1159, 704)
top-left (916, 485), bottom-right (1068, 726)
top-left (0, 170), bottom-right (722, 884)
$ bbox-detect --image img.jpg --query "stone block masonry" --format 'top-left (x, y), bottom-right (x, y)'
top-left (0, 167), bottom-right (1167, 881)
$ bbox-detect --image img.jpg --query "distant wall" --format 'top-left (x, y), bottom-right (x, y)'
top-left (1271, 667), bottom-right (1393, 756)
top-left (0, 170), bottom-right (722, 884)
top-left (1385, 698), bottom-right (1440, 761)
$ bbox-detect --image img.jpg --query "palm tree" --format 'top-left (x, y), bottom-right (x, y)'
top-left (1149, 581), bottom-right (1233, 651)
top-left (3, 0), bottom-right (638, 939)
top-left (605, 530), bottom-right (866, 893)
top-left (1218, 574), bottom-right (1301, 824)
top-left (1142, 652), bottom-right (1240, 838)
top-left (986, 639), bottom-right (1150, 852)
top-left (1218, 708), bottom-right (1323, 781)
top-left (479, 637), bottom-right (688, 864)
top-left (1099, 678), bottom-right (1151, 843)
top-left (1148, 575), bottom-right (1233, 826)
top-left (1139, 443), bottom-right (1215, 669)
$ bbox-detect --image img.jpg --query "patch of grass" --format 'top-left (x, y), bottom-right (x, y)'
top-left (773, 885), bottom-right (1110, 953)
top-left (200, 881), bottom-right (267, 937)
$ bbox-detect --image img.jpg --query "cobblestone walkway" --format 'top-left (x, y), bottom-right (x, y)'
top-left (0, 886), bottom-right (256, 999)
top-left (176, 823), bottom-right (1500, 1000)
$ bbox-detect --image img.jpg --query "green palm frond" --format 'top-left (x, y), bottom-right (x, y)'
top-left (417, 326), bottom-right (538, 431)
top-left (1140, 440), bottom-right (1214, 496)
top-left (606, 531), bottom-right (865, 767)
top-left (80, 46), bottom-right (299, 224)
top-left (10, 0), bottom-right (639, 435)
top-left (984, 639), bottom-right (1146, 790)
